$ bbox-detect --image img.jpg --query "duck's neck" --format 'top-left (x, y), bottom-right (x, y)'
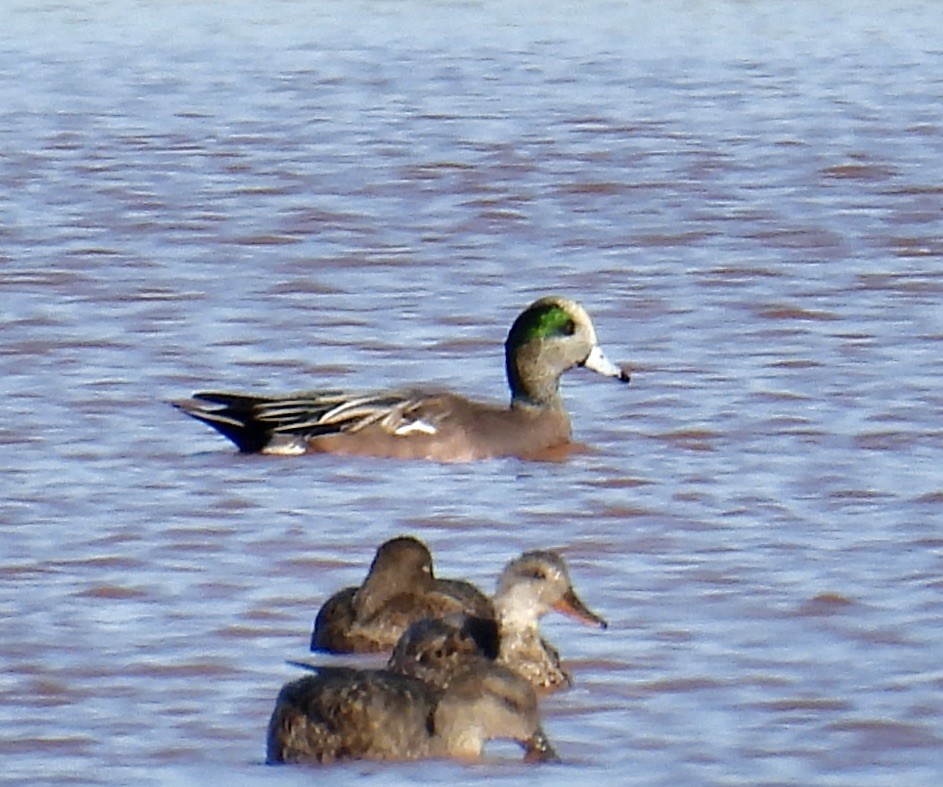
top-left (494, 587), bottom-right (542, 652)
top-left (355, 574), bottom-right (403, 618)
top-left (433, 705), bottom-right (484, 759)
top-left (505, 348), bottom-right (563, 409)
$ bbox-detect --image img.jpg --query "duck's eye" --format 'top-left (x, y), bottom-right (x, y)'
top-left (499, 693), bottom-right (525, 714)
top-left (559, 319), bottom-right (575, 336)
top-left (531, 569), bottom-right (546, 580)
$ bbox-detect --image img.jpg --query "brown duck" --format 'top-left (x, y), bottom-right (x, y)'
top-left (490, 550), bottom-right (607, 690)
top-left (387, 550), bottom-right (608, 692)
top-left (310, 536), bottom-right (494, 653)
top-left (266, 661), bottom-right (558, 765)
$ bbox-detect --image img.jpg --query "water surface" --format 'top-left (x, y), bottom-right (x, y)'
top-left (2, 1), bottom-right (942, 784)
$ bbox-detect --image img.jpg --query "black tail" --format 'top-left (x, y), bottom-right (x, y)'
top-left (172, 393), bottom-right (273, 453)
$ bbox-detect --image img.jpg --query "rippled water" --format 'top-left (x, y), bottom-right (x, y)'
top-left (2, 0), bottom-right (942, 784)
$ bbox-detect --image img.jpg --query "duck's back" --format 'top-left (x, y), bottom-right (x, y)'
top-left (303, 392), bottom-right (572, 462)
top-left (435, 578), bottom-right (494, 619)
top-left (312, 579), bottom-right (495, 654)
top-left (267, 668), bottom-right (439, 764)
top-left (349, 586), bottom-right (492, 650)
top-left (311, 587), bottom-right (390, 653)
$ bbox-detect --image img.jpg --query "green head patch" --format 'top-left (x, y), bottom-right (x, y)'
top-left (506, 302), bottom-right (576, 349)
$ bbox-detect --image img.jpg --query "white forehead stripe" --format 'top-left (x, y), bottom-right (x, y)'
top-left (567, 300), bottom-right (598, 344)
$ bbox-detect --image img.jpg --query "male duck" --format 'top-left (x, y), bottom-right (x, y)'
top-left (173, 296), bottom-right (630, 462)
top-left (266, 661), bottom-right (558, 765)
top-left (310, 536), bottom-right (494, 653)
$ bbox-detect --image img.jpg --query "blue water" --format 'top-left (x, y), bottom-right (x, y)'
top-left (2, 1), bottom-right (942, 784)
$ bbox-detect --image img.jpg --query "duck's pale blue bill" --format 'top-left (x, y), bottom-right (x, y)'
top-left (583, 345), bottom-right (631, 383)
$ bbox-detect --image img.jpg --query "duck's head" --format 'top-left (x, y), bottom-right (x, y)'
top-left (495, 550), bottom-right (608, 631)
top-left (434, 663), bottom-right (560, 763)
top-left (355, 535), bottom-right (435, 616)
top-left (504, 296), bottom-right (630, 407)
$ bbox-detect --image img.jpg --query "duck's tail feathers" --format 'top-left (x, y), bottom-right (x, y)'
top-left (172, 392), bottom-right (277, 453)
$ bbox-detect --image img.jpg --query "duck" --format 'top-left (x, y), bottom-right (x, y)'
top-left (266, 662), bottom-right (558, 765)
top-left (386, 613), bottom-right (501, 690)
top-left (310, 536), bottom-right (494, 654)
top-left (491, 550), bottom-right (607, 691)
top-left (173, 296), bottom-right (630, 462)
top-left (386, 550), bottom-right (607, 692)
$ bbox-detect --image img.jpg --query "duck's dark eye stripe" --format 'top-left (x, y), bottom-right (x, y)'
top-left (560, 318), bottom-right (575, 336)
top-left (500, 694), bottom-right (526, 714)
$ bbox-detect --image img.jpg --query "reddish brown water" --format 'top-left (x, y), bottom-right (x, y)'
top-left (2, 0), bottom-right (942, 784)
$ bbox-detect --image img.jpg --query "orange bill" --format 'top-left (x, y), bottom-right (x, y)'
top-left (552, 588), bottom-right (608, 629)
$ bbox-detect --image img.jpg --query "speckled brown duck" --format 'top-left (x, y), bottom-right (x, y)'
top-left (310, 536), bottom-right (494, 654)
top-left (266, 661), bottom-right (558, 765)
top-left (491, 550), bottom-right (607, 691)
top-left (386, 551), bottom-right (607, 692)
top-left (173, 296), bottom-right (630, 462)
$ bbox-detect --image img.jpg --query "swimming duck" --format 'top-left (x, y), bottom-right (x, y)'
top-left (310, 536), bottom-right (494, 653)
top-left (173, 296), bottom-right (630, 462)
top-left (386, 551), bottom-right (607, 692)
top-left (266, 662), bottom-right (558, 765)
top-left (492, 550), bottom-right (607, 690)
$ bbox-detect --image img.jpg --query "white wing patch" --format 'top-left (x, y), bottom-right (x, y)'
top-left (392, 419), bottom-right (438, 436)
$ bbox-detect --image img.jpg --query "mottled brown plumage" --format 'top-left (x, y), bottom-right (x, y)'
top-left (387, 613), bottom-right (500, 690)
top-left (310, 536), bottom-right (494, 653)
top-left (384, 551), bottom-right (608, 692)
top-left (492, 550), bottom-right (608, 691)
top-left (266, 663), bottom-right (557, 765)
